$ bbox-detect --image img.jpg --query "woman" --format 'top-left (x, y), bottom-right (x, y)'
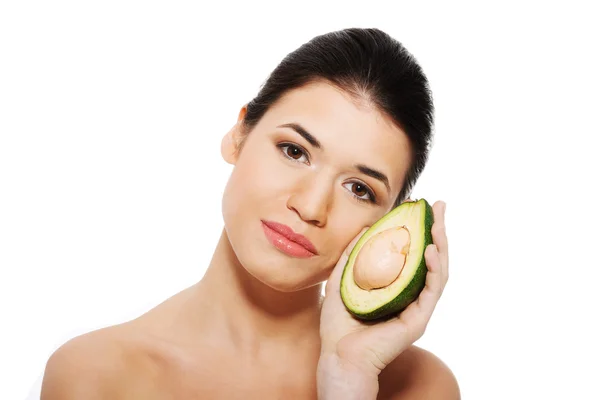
top-left (40, 27), bottom-right (458, 399)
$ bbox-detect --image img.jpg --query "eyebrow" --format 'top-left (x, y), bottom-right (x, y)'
top-left (277, 123), bottom-right (322, 149)
top-left (277, 122), bottom-right (391, 194)
top-left (355, 164), bottom-right (391, 194)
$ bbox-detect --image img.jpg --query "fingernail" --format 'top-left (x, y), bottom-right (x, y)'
top-left (442, 202), bottom-right (447, 214)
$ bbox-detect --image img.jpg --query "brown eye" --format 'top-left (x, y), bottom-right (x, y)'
top-left (287, 145), bottom-right (303, 159)
top-left (353, 183), bottom-right (368, 197)
top-left (342, 181), bottom-right (376, 204)
top-left (278, 143), bottom-right (309, 163)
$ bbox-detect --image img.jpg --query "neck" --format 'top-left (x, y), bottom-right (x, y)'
top-left (193, 227), bottom-right (324, 353)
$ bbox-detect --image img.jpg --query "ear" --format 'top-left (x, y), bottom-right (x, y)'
top-left (221, 105), bottom-right (248, 165)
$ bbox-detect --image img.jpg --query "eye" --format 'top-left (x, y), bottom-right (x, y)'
top-left (277, 143), bottom-right (309, 164)
top-left (343, 181), bottom-right (377, 204)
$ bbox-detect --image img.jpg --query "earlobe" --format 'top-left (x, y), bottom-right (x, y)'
top-left (220, 105), bottom-right (248, 165)
top-left (221, 127), bottom-right (238, 165)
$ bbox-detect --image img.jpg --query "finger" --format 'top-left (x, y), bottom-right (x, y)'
top-left (431, 201), bottom-right (447, 256)
top-left (431, 201), bottom-right (449, 284)
top-left (418, 244), bottom-right (446, 307)
top-left (325, 226), bottom-right (370, 296)
top-left (395, 244), bottom-right (445, 331)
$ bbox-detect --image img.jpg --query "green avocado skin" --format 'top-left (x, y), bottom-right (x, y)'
top-left (346, 200), bottom-right (435, 321)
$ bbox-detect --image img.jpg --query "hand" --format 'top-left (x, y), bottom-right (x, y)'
top-left (318, 200), bottom-right (449, 383)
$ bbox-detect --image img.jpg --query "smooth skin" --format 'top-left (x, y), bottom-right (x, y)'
top-left (41, 80), bottom-right (459, 399)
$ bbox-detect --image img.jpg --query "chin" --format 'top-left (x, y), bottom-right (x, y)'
top-left (262, 269), bottom-right (327, 293)
top-left (243, 248), bottom-right (326, 293)
top-left (226, 226), bottom-right (326, 293)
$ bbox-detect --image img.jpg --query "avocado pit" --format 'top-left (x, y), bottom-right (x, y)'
top-left (353, 226), bottom-right (411, 290)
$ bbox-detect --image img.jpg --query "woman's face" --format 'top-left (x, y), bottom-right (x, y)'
top-left (221, 80), bottom-right (412, 292)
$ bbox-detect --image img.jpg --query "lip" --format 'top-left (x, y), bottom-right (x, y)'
top-left (261, 220), bottom-right (318, 257)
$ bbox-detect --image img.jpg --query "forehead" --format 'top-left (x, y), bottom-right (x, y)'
top-left (256, 80), bottom-right (412, 191)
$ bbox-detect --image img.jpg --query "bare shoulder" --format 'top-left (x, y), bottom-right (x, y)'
top-left (40, 325), bottom-right (145, 400)
top-left (378, 345), bottom-right (460, 400)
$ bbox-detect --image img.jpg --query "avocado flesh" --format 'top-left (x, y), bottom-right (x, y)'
top-left (340, 199), bottom-right (434, 321)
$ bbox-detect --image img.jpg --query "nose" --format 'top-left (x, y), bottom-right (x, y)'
top-left (287, 174), bottom-right (333, 227)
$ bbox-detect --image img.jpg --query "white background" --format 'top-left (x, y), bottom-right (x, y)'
top-left (1, 1), bottom-right (599, 399)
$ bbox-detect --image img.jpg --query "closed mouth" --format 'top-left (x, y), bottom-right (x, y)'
top-left (261, 220), bottom-right (318, 255)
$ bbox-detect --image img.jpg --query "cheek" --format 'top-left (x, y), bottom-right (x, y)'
top-left (232, 150), bottom-right (299, 207)
top-left (221, 144), bottom-right (283, 226)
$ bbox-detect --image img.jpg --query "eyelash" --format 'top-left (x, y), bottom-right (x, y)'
top-left (344, 182), bottom-right (377, 204)
top-left (277, 142), bottom-right (310, 164)
top-left (276, 142), bottom-right (378, 205)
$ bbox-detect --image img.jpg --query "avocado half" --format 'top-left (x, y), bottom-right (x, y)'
top-left (340, 198), bottom-right (434, 321)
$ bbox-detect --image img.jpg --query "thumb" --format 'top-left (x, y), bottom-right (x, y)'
top-left (325, 226), bottom-right (370, 296)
